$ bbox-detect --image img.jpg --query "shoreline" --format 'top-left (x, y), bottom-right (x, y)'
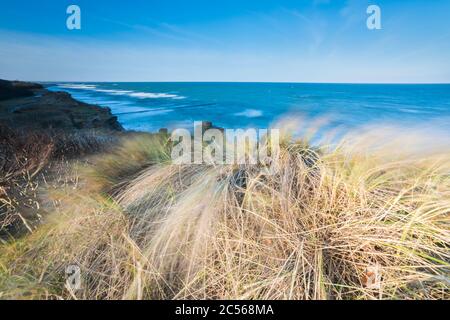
top-left (0, 79), bottom-right (129, 237)
top-left (0, 79), bottom-right (124, 133)
top-left (0, 80), bottom-right (449, 300)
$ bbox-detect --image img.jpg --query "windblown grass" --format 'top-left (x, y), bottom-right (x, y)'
top-left (0, 125), bottom-right (120, 237)
top-left (0, 121), bottom-right (448, 300)
top-left (0, 126), bottom-right (54, 235)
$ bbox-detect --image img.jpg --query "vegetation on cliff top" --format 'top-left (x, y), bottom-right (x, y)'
top-left (0, 119), bottom-right (448, 300)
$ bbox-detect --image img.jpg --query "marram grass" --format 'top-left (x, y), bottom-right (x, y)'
top-left (0, 122), bottom-right (449, 300)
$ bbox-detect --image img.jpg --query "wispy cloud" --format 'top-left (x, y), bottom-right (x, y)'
top-left (99, 17), bottom-right (220, 46)
top-left (288, 9), bottom-right (327, 54)
top-left (1, 0), bottom-right (449, 83)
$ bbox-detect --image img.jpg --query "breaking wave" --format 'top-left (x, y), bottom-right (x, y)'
top-left (57, 84), bottom-right (185, 100)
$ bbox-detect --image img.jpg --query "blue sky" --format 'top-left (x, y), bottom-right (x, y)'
top-left (1, 0), bottom-right (449, 82)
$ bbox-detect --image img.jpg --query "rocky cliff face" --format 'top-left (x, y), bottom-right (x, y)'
top-left (0, 79), bottom-right (123, 132)
top-left (0, 79), bottom-right (43, 101)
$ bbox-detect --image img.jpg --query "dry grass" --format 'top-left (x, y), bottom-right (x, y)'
top-left (0, 121), bottom-right (448, 300)
top-left (0, 125), bottom-right (120, 237)
top-left (0, 126), bottom-right (54, 235)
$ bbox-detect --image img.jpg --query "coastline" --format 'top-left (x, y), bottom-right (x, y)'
top-left (0, 80), bottom-right (449, 300)
top-left (0, 79), bottom-right (124, 132)
top-left (0, 79), bottom-right (127, 237)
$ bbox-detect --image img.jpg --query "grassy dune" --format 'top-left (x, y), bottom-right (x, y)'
top-left (0, 121), bottom-right (449, 300)
top-left (0, 126), bottom-right (119, 237)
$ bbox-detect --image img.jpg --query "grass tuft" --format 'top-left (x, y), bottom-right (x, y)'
top-left (0, 122), bottom-right (449, 300)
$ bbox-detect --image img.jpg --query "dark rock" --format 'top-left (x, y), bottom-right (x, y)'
top-left (0, 79), bottom-right (124, 132)
top-left (0, 79), bottom-right (41, 101)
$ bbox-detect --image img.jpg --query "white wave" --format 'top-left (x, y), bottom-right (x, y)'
top-left (399, 108), bottom-right (421, 114)
top-left (58, 84), bottom-right (98, 90)
top-left (128, 92), bottom-right (185, 99)
top-left (95, 89), bottom-right (134, 95)
top-left (125, 109), bottom-right (174, 117)
top-left (57, 83), bottom-right (185, 100)
top-left (234, 109), bottom-right (263, 118)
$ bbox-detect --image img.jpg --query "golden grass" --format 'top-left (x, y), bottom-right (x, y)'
top-left (0, 125), bottom-right (123, 238)
top-left (0, 121), bottom-right (449, 300)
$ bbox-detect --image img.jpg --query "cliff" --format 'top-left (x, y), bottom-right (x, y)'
top-left (0, 79), bottom-right (123, 132)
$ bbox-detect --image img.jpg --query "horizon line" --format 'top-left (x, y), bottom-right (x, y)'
top-left (8, 79), bottom-right (449, 85)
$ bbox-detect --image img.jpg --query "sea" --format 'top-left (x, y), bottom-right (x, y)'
top-left (47, 82), bottom-right (450, 139)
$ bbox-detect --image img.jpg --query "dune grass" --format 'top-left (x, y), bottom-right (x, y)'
top-left (0, 125), bottom-right (120, 237)
top-left (0, 122), bottom-right (448, 300)
top-left (0, 126), bottom-right (55, 236)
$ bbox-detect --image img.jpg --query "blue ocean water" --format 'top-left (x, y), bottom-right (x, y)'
top-left (48, 82), bottom-right (450, 136)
